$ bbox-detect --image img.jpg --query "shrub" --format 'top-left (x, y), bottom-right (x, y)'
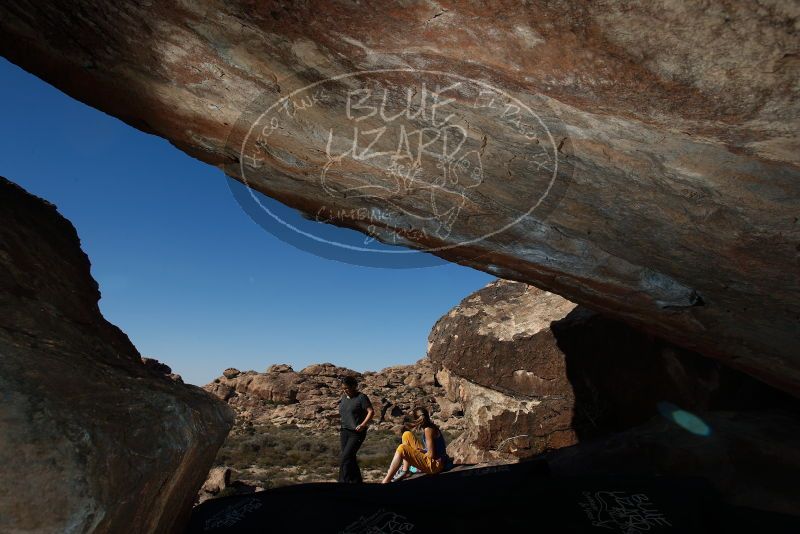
top-left (213, 424), bottom-right (421, 488)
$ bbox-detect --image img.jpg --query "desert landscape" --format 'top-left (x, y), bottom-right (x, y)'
top-left (1, 1), bottom-right (798, 533)
top-left (197, 358), bottom-right (464, 497)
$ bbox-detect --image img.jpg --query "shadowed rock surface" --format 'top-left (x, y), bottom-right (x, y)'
top-left (188, 460), bottom-right (800, 533)
top-left (430, 279), bottom-right (796, 463)
top-left (544, 410), bottom-right (800, 517)
top-left (0, 177), bottom-right (235, 533)
top-left (1, 1), bottom-right (798, 394)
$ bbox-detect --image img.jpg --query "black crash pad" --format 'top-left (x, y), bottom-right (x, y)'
top-left (187, 461), bottom-right (799, 533)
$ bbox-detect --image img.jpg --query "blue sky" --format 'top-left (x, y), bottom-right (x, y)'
top-left (1, 58), bottom-right (492, 386)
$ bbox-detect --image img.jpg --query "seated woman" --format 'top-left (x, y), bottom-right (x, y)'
top-left (381, 406), bottom-right (448, 483)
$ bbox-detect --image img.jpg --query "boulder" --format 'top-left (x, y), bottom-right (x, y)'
top-left (430, 279), bottom-right (794, 463)
top-left (300, 363), bottom-right (358, 378)
top-left (0, 177), bottom-right (235, 533)
top-left (169, 372), bottom-right (185, 384)
top-left (201, 467), bottom-right (232, 495)
top-left (141, 356), bottom-right (173, 375)
top-left (141, 356), bottom-right (184, 383)
top-left (0, 1), bottom-right (797, 395)
top-left (266, 364), bottom-right (294, 373)
top-left (206, 382), bottom-right (235, 402)
top-left (223, 368), bottom-right (241, 379)
top-left (545, 410), bottom-right (800, 516)
top-left (245, 373), bottom-right (301, 404)
top-left (195, 466), bottom-right (265, 505)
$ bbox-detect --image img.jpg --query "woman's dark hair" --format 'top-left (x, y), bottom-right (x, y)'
top-left (341, 375), bottom-right (358, 389)
top-left (412, 406), bottom-right (435, 429)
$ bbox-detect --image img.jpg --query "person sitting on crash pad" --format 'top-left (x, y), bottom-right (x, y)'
top-left (382, 406), bottom-right (449, 483)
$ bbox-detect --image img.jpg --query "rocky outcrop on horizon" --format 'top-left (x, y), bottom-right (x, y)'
top-left (430, 279), bottom-right (797, 464)
top-left (204, 359), bottom-right (465, 436)
top-left (0, 177), bottom-right (235, 533)
top-left (141, 355), bottom-right (185, 383)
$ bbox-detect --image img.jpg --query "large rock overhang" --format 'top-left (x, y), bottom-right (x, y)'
top-left (1, 1), bottom-right (797, 394)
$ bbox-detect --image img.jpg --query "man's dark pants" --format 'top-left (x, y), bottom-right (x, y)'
top-left (339, 428), bottom-right (366, 483)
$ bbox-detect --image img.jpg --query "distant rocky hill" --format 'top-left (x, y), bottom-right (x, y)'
top-left (204, 359), bottom-right (465, 435)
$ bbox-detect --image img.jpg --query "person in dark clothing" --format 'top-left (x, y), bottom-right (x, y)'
top-left (338, 375), bottom-right (374, 483)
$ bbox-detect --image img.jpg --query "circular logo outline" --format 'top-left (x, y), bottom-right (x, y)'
top-left (226, 68), bottom-right (573, 266)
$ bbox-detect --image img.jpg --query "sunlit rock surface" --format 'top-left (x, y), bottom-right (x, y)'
top-left (429, 279), bottom-right (795, 464)
top-left (0, 1), bottom-right (798, 395)
top-left (0, 177), bottom-right (234, 533)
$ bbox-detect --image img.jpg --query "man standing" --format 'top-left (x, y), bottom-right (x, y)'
top-left (338, 375), bottom-right (374, 483)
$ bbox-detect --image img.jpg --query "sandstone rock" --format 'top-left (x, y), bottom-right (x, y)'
top-left (266, 363), bottom-right (294, 373)
top-left (0, 1), bottom-right (797, 394)
top-left (404, 373), bottom-right (434, 389)
top-left (223, 368), bottom-right (241, 379)
top-left (141, 356), bottom-right (184, 384)
top-left (245, 373), bottom-right (301, 404)
top-left (436, 367), bottom-right (574, 464)
top-left (201, 467), bottom-right (231, 495)
top-left (206, 382), bottom-right (235, 402)
top-left (0, 177), bottom-right (235, 533)
top-left (141, 356), bottom-right (173, 375)
top-left (370, 376), bottom-right (390, 388)
top-left (430, 279), bottom-right (795, 463)
top-left (300, 363), bottom-right (358, 378)
top-left (434, 396), bottom-right (463, 420)
top-left (196, 466), bottom-right (257, 505)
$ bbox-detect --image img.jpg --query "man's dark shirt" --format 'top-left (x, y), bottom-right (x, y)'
top-left (339, 392), bottom-right (371, 431)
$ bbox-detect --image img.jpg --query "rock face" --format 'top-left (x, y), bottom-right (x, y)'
top-left (430, 279), bottom-right (794, 463)
top-left (205, 359), bottom-right (464, 435)
top-left (1, 1), bottom-right (797, 394)
top-left (545, 410), bottom-right (800, 516)
top-left (141, 355), bottom-right (185, 383)
top-left (201, 467), bottom-right (232, 496)
top-left (0, 177), bottom-right (235, 533)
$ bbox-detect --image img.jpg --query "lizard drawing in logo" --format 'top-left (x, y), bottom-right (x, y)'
top-left (320, 122), bottom-right (484, 240)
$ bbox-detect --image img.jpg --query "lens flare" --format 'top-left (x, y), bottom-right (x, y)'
top-left (657, 402), bottom-right (711, 436)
